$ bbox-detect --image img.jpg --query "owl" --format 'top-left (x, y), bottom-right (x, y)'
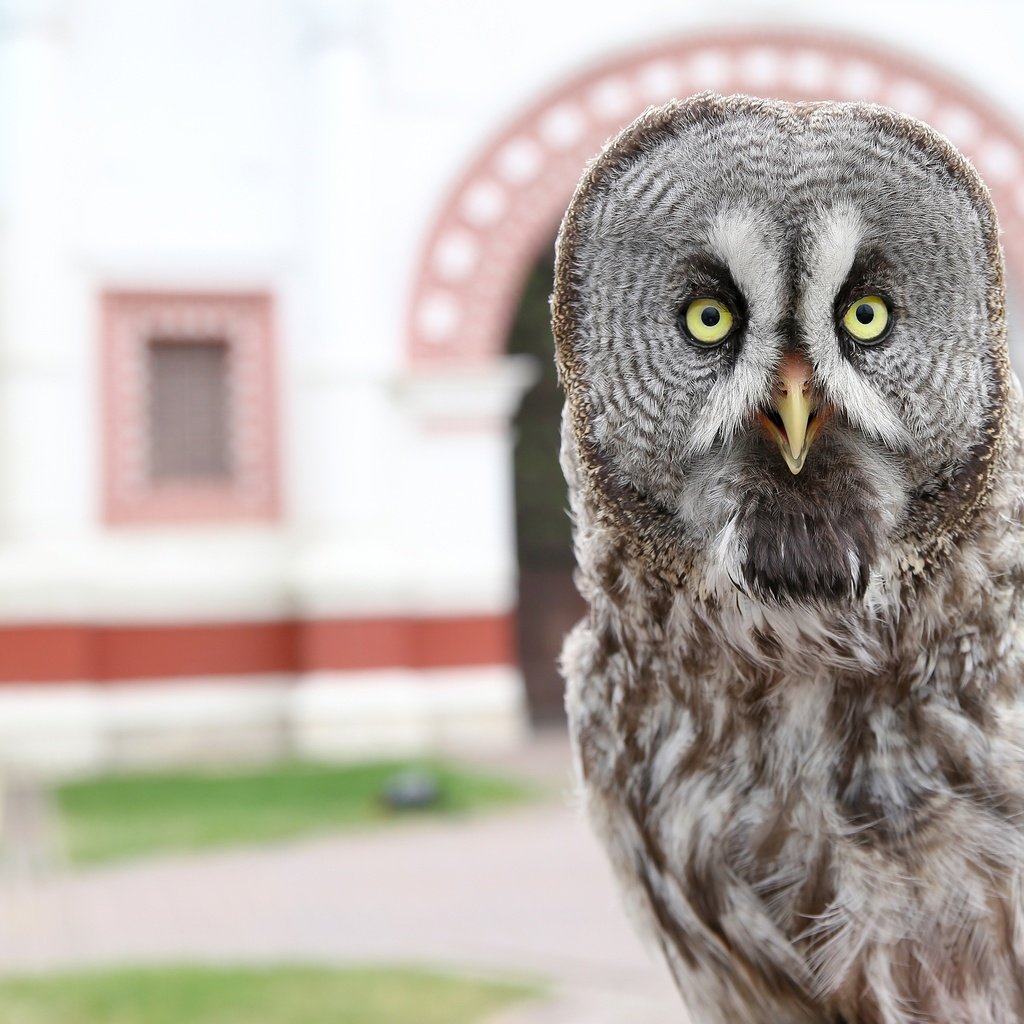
top-left (553, 93), bottom-right (1024, 1024)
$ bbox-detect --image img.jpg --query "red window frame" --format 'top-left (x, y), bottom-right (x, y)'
top-left (101, 290), bottom-right (280, 525)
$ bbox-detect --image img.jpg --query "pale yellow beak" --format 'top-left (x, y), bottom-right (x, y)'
top-left (759, 353), bottom-right (828, 475)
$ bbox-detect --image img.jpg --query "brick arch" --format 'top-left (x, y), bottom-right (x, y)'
top-left (407, 28), bottom-right (1024, 366)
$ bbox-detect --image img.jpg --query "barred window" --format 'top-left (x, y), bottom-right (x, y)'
top-left (147, 338), bottom-right (231, 482)
top-left (102, 291), bottom-right (278, 525)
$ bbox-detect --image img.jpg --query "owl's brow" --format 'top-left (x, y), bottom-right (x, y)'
top-left (676, 254), bottom-right (748, 316)
top-left (832, 248), bottom-right (898, 313)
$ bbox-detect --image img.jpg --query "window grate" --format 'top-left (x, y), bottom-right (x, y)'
top-left (147, 337), bottom-right (231, 482)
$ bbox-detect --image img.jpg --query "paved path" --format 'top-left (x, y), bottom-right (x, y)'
top-left (0, 734), bottom-right (688, 1022)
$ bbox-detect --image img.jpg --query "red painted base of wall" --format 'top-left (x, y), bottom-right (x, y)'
top-left (0, 614), bottom-right (515, 684)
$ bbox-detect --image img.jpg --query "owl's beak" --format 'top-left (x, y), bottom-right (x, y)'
top-left (759, 353), bottom-right (828, 475)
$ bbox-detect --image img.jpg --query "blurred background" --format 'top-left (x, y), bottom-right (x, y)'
top-left (2, 0), bottom-right (1024, 1021)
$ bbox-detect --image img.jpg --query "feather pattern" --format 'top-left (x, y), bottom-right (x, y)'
top-left (555, 94), bottom-right (1024, 1023)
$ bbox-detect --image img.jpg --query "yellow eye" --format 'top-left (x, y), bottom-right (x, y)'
top-left (683, 298), bottom-right (734, 345)
top-left (842, 295), bottom-right (891, 343)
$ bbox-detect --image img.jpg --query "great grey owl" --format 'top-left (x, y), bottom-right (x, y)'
top-left (554, 92), bottom-right (1024, 1023)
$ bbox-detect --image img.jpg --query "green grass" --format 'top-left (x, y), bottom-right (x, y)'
top-left (55, 760), bottom-right (537, 864)
top-left (0, 965), bottom-right (539, 1024)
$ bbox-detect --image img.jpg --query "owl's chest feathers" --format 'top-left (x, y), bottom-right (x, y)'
top-left (569, 544), bottom-right (1024, 999)
top-left (598, 577), bottom-right (1024, 848)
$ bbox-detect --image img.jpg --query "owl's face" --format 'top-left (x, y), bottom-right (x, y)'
top-left (556, 95), bottom-right (1007, 603)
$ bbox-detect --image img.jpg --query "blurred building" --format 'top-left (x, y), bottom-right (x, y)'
top-left (3, 0), bottom-right (1024, 774)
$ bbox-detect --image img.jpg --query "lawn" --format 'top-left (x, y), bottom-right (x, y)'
top-left (55, 759), bottom-right (537, 864)
top-left (0, 965), bottom-right (539, 1024)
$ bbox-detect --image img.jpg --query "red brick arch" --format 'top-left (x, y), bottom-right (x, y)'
top-left (407, 29), bottom-right (1024, 366)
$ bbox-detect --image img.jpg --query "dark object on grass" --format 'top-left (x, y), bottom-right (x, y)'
top-left (380, 769), bottom-right (442, 811)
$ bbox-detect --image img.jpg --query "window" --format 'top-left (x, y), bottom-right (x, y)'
top-left (148, 337), bottom-right (231, 482)
top-left (102, 292), bottom-right (279, 524)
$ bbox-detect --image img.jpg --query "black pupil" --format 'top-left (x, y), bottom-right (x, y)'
top-left (700, 305), bottom-right (721, 327)
top-left (855, 303), bottom-right (875, 325)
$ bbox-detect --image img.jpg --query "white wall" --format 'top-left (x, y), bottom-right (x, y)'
top-left (2, 0), bottom-right (1024, 626)
top-left (0, 0), bottom-right (1022, 767)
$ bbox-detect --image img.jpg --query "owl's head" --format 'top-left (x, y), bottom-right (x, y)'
top-left (553, 93), bottom-right (1010, 605)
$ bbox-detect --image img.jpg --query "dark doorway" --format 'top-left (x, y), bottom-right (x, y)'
top-left (508, 244), bottom-right (586, 725)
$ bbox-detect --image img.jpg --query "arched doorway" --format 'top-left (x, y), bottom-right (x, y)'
top-left (406, 29), bottom-right (1024, 722)
top-left (507, 243), bottom-right (584, 723)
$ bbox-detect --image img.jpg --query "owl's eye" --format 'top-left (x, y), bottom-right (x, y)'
top-left (681, 298), bottom-right (734, 346)
top-left (841, 295), bottom-right (891, 344)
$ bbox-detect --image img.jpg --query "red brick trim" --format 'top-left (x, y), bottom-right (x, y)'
top-left (101, 291), bottom-right (281, 525)
top-left (0, 614), bottom-right (515, 683)
top-left (299, 616), bottom-right (515, 673)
